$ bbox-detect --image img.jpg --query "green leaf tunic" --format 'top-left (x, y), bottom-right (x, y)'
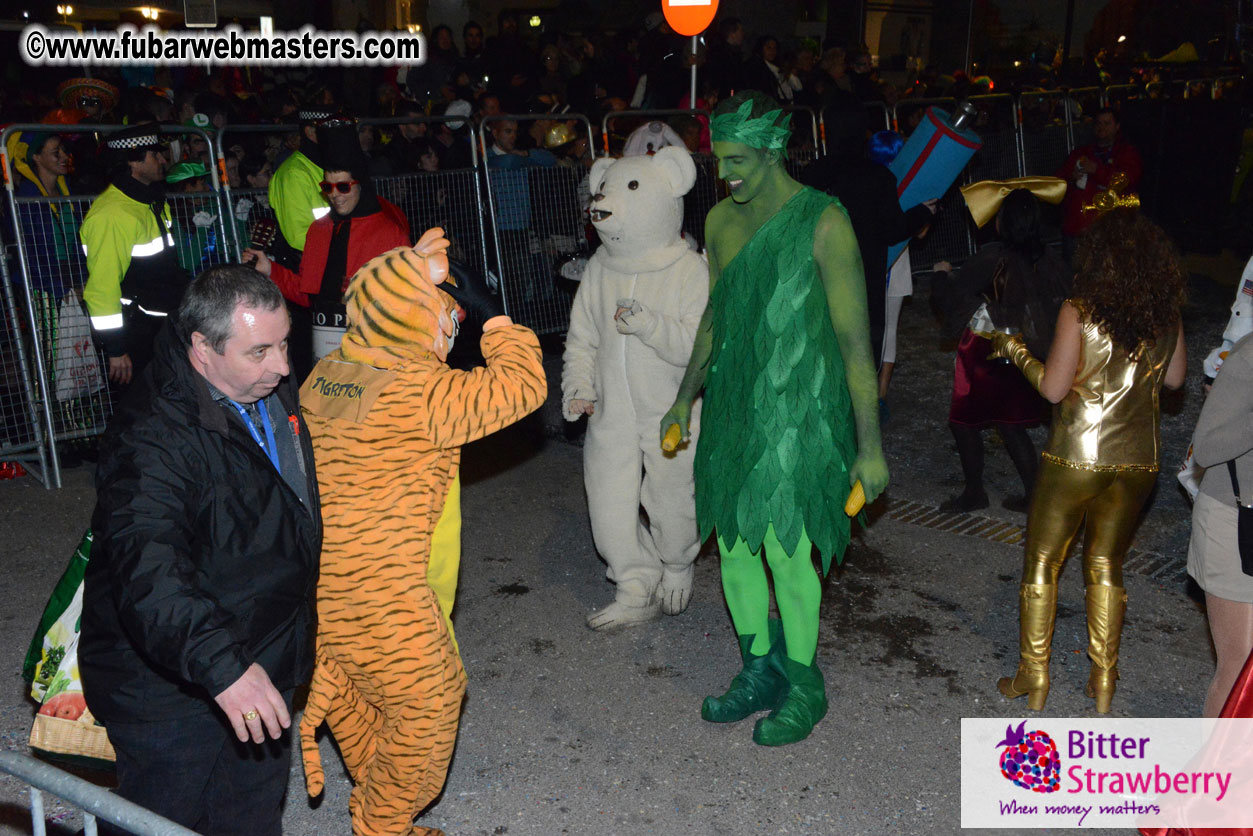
top-left (695, 187), bottom-right (859, 571)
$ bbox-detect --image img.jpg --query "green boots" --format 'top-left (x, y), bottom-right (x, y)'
top-left (752, 656), bottom-right (829, 747)
top-left (702, 620), bottom-right (828, 746)
top-left (701, 620), bottom-right (788, 723)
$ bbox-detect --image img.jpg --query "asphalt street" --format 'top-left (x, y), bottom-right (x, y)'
top-left (0, 252), bottom-right (1242, 835)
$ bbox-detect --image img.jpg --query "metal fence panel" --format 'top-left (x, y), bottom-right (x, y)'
top-left (0, 751), bottom-right (201, 836)
top-left (166, 191), bottom-right (243, 277)
top-left (1, 123), bottom-right (226, 487)
top-left (1067, 87), bottom-right (1104, 150)
top-left (483, 162), bottom-right (586, 335)
top-left (219, 186), bottom-right (276, 252)
top-left (478, 114), bottom-right (599, 336)
top-left (965, 94), bottom-right (1022, 181)
top-left (683, 154), bottom-right (721, 250)
top-left (1019, 89), bottom-right (1073, 178)
top-left (0, 248), bottom-right (55, 483)
top-left (907, 184), bottom-right (974, 272)
top-left (7, 191), bottom-right (237, 453)
top-left (785, 147), bottom-right (820, 183)
top-left (374, 168), bottom-right (490, 277)
top-left (600, 109), bottom-right (709, 159)
top-left (865, 101), bottom-right (892, 133)
top-left (1104, 84), bottom-right (1144, 108)
top-left (7, 193), bottom-right (113, 450)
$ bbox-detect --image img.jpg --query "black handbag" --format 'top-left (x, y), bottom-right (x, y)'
top-left (1229, 461), bottom-right (1253, 577)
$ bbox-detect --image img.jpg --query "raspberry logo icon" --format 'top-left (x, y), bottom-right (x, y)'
top-left (996, 720), bottom-right (1061, 793)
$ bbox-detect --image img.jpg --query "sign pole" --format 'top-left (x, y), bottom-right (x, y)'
top-left (690, 34), bottom-right (698, 108)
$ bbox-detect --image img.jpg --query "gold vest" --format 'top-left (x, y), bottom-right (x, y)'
top-left (1043, 304), bottom-right (1178, 472)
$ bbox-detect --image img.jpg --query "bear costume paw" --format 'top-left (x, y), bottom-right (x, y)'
top-left (586, 579), bottom-right (661, 631)
top-left (659, 566), bottom-right (694, 615)
top-left (586, 599), bottom-right (662, 630)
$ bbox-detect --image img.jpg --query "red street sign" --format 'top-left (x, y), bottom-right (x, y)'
top-left (662, 0), bottom-right (719, 37)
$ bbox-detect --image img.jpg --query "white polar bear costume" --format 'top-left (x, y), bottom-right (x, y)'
top-left (562, 145), bottom-right (708, 630)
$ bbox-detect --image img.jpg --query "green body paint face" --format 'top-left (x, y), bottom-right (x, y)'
top-left (713, 141), bottom-right (777, 205)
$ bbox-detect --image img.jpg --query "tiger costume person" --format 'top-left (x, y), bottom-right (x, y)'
top-left (298, 230), bottom-right (546, 836)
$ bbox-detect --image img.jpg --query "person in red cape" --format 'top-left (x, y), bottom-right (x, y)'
top-left (244, 116), bottom-right (410, 371)
top-left (1139, 650), bottom-right (1253, 836)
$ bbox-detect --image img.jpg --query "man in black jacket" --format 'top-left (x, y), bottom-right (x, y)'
top-left (800, 101), bottom-right (936, 368)
top-left (82, 264), bottom-right (321, 836)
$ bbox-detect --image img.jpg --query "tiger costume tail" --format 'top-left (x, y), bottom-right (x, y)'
top-left (298, 235), bottom-right (546, 835)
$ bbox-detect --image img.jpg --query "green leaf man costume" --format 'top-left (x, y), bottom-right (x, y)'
top-left (661, 92), bottom-right (889, 746)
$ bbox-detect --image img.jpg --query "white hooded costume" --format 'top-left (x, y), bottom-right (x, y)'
top-left (562, 146), bottom-right (708, 630)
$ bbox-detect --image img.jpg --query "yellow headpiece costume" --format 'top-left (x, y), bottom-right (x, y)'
top-left (960, 176), bottom-right (1067, 228)
top-left (1082, 172), bottom-right (1140, 214)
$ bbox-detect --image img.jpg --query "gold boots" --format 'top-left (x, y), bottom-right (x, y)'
top-left (998, 583), bottom-right (1057, 711)
top-left (1085, 585), bottom-right (1127, 713)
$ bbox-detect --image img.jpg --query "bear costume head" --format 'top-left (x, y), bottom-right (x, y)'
top-left (588, 145), bottom-right (697, 274)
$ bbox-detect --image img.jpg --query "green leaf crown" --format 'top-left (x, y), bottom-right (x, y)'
top-left (710, 99), bottom-right (792, 151)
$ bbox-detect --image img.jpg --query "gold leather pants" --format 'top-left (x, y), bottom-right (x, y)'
top-left (1021, 459), bottom-right (1158, 587)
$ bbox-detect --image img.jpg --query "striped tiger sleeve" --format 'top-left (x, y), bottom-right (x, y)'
top-left (419, 324), bottom-right (547, 449)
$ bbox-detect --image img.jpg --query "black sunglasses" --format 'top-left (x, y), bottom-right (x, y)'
top-left (319, 180), bottom-right (358, 194)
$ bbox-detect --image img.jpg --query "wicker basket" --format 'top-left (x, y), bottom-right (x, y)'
top-left (28, 708), bottom-right (116, 764)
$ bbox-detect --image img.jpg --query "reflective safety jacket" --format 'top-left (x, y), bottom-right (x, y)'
top-left (269, 150), bottom-right (328, 252)
top-left (81, 177), bottom-right (189, 358)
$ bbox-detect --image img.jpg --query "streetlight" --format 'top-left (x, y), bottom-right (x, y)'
top-left (1117, 35), bottom-right (1126, 43)
top-left (140, 6), bottom-right (160, 21)
top-left (56, 4), bottom-right (73, 23)
top-left (529, 15), bottom-right (542, 28)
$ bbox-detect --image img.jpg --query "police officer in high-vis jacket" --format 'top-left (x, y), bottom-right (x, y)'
top-left (81, 124), bottom-right (190, 385)
top-left (268, 105), bottom-right (332, 259)
top-left (266, 104), bottom-right (332, 380)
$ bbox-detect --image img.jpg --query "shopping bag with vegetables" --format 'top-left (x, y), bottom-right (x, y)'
top-left (22, 529), bottom-right (115, 765)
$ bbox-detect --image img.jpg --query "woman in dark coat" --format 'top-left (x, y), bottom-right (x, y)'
top-left (931, 188), bottom-right (1071, 512)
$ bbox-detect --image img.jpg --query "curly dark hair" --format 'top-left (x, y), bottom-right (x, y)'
top-left (1072, 208), bottom-right (1186, 354)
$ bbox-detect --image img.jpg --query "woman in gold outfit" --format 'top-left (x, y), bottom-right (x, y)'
top-left (991, 208), bottom-right (1187, 712)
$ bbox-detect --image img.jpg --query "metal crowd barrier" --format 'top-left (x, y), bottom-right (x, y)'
top-left (0, 750), bottom-right (201, 836)
top-left (1019, 88), bottom-right (1074, 178)
top-left (1066, 86), bottom-right (1104, 149)
top-left (0, 79), bottom-right (1243, 485)
top-left (1212, 75), bottom-right (1243, 99)
top-left (477, 113), bottom-right (598, 336)
top-left (0, 240), bottom-right (52, 483)
top-left (215, 116), bottom-right (492, 275)
top-left (1103, 84), bottom-right (1144, 106)
top-left (884, 98), bottom-right (974, 269)
top-left (906, 185), bottom-right (975, 275)
top-left (864, 101), bottom-right (892, 134)
top-left (364, 115), bottom-right (491, 278)
top-left (600, 108), bottom-right (717, 249)
top-left (1, 122), bottom-right (224, 488)
top-left (600, 108), bottom-right (711, 158)
top-left (784, 105), bottom-right (821, 150)
top-left (966, 93), bottom-right (1023, 180)
top-left (684, 153), bottom-right (721, 250)
top-left (782, 105), bottom-right (821, 181)
top-left (212, 122), bottom-right (297, 260)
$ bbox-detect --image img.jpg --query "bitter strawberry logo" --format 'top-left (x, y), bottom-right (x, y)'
top-left (996, 721), bottom-right (1061, 793)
